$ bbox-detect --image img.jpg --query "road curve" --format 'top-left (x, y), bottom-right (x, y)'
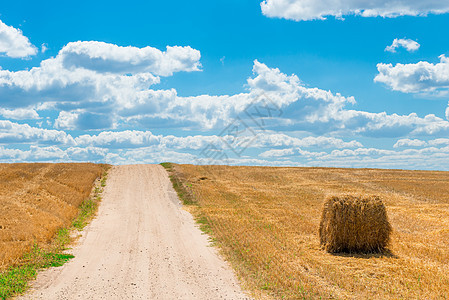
top-left (21, 165), bottom-right (250, 300)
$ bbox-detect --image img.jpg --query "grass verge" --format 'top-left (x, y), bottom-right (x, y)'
top-left (0, 170), bottom-right (108, 300)
top-left (0, 229), bottom-right (74, 299)
top-left (161, 162), bottom-right (196, 205)
top-left (161, 163), bottom-right (216, 237)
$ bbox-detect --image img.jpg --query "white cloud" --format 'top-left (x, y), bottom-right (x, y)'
top-left (0, 35), bottom-right (448, 170)
top-left (446, 104), bottom-right (449, 120)
top-left (2, 52), bottom-right (449, 136)
top-left (0, 120), bottom-right (74, 145)
top-left (75, 130), bottom-right (161, 148)
top-left (54, 111), bottom-right (79, 130)
top-left (54, 110), bottom-right (114, 130)
top-left (429, 138), bottom-right (449, 146)
top-left (375, 55), bottom-right (449, 95)
top-left (259, 148), bottom-right (295, 158)
top-left (250, 134), bottom-right (362, 148)
top-left (385, 38), bottom-right (420, 53)
top-left (0, 127), bottom-right (448, 170)
top-left (393, 138), bottom-right (427, 148)
top-left (258, 144), bottom-right (449, 170)
top-left (0, 19), bottom-right (37, 58)
top-left (73, 130), bottom-right (362, 151)
top-left (393, 138), bottom-right (449, 148)
top-left (0, 40), bottom-right (202, 130)
top-left (260, 0), bottom-right (449, 21)
top-left (0, 54), bottom-right (160, 111)
top-left (259, 147), bottom-right (329, 158)
top-left (60, 41), bottom-right (201, 76)
top-left (41, 43), bottom-right (48, 53)
top-left (66, 147), bottom-right (108, 161)
top-left (0, 108), bottom-right (39, 120)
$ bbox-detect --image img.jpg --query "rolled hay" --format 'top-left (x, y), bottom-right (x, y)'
top-left (319, 194), bottom-right (392, 253)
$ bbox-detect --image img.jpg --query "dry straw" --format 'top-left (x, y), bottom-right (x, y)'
top-left (319, 194), bottom-right (392, 253)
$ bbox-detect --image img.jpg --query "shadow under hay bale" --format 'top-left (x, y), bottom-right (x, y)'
top-left (319, 194), bottom-right (392, 253)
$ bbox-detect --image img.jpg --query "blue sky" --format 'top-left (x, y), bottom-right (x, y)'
top-left (1, 0), bottom-right (449, 169)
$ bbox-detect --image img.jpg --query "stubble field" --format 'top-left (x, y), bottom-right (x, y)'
top-left (170, 164), bottom-right (449, 299)
top-left (0, 163), bottom-right (108, 272)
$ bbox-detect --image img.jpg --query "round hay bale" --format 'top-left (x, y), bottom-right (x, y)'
top-left (319, 194), bottom-right (392, 253)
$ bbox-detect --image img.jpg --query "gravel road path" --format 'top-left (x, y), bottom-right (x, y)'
top-left (21, 165), bottom-right (250, 300)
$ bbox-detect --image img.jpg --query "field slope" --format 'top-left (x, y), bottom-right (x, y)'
top-left (171, 164), bottom-right (449, 299)
top-left (0, 163), bottom-right (108, 272)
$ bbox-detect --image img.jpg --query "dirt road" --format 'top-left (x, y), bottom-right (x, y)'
top-left (21, 165), bottom-right (250, 300)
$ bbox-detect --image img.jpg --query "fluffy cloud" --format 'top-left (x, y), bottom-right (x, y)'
top-left (259, 148), bottom-right (326, 158)
top-left (54, 111), bottom-right (114, 130)
top-left (259, 144), bottom-right (449, 170)
top-left (260, 0), bottom-right (449, 21)
top-left (0, 120), bottom-right (74, 145)
top-left (60, 41), bottom-right (201, 76)
top-left (75, 130), bottom-right (161, 148)
top-left (0, 118), bottom-right (363, 153)
top-left (243, 62), bottom-right (449, 137)
top-left (0, 108), bottom-right (39, 120)
top-left (394, 137), bottom-right (449, 148)
top-left (0, 124), bottom-right (448, 170)
top-left (0, 40), bottom-right (200, 113)
top-left (73, 130), bottom-right (362, 151)
top-left (0, 41), bottom-right (204, 130)
top-left (250, 134), bottom-right (362, 148)
top-left (375, 55), bottom-right (449, 95)
top-left (393, 138), bottom-right (427, 148)
top-left (0, 56), bottom-right (160, 110)
top-left (29, 143), bottom-right (449, 170)
top-left (0, 19), bottom-right (37, 58)
top-left (429, 138), bottom-right (449, 146)
top-left (2, 48), bottom-right (449, 136)
top-left (385, 38), bottom-right (420, 53)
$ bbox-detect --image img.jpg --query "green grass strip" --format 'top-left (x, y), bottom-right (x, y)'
top-left (0, 171), bottom-right (108, 299)
top-left (160, 162), bottom-right (197, 205)
top-left (0, 239), bottom-right (75, 300)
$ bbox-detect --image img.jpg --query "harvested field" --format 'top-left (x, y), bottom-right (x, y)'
top-left (171, 164), bottom-right (449, 299)
top-left (0, 163), bottom-right (109, 271)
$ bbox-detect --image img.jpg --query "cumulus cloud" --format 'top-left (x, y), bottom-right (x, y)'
top-left (0, 118), bottom-right (364, 155)
top-left (375, 55), bottom-right (449, 95)
top-left (260, 0), bottom-right (449, 21)
top-left (0, 122), bottom-right (448, 170)
top-left (0, 40), bottom-right (203, 130)
top-left (429, 138), bottom-right (449, 146)
top-left (59, 41), bottom-right (201, 76)
top-left (0, 108), bottom-right (39, 120)
top-left (0, 35), bottom-right (448, 170)
top-left (250, 134), bottom-right (362, 148)
top-left (41, 43), bottom-right (48, 53)
top-left (393, 137), bottom-right (449, 148)
top-left (0, 120), bottom-right (74, 145)
top-left (73, 130), bottom-right (362, 151)
top-left (258, 144), bottom-right (449, 170)
top-left (0, 53), bottom-right (160, 110)
top-left (54, 111), bottom-right (114, 130)
top-left (13, 143), bottom-right (449, 170)
top-left (385, 38), bottom-right (420, 53)
top-left (0, 19), bottom-right (37, 58)
top-left (260, 148), bottom-right (327, 158)
top-left (2, 50), bottom-right (449, 136)
top-left (393, 138), bottom-right (427, 148)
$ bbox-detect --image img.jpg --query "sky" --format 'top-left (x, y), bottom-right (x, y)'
top-left (1, 0), bottom-right (449, 170)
